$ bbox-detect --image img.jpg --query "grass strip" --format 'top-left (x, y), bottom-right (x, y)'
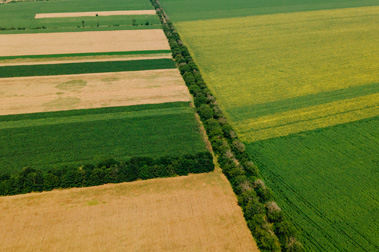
top-left (0, 58), bottom-right (175, 78)
top-left (0, 50), bottom-right (171, 60)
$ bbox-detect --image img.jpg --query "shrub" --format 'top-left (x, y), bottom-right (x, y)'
top-left (197, 104), bottom-right (213, 120)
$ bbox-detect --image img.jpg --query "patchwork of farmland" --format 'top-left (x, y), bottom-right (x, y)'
top-left (160, 0), bottom-right (379, 251)
top-left (0, 170), bottom-right (259, 252)
top-left (0, 0), bottom-right (207, 175)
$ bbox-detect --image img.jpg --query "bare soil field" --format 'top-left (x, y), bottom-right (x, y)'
top-left (0, 30), bottom-right (169, 57)
top-left (0, 170), bottom-right (259, 252)
top-left (0, 55), bottom-right (172, 67)
top-left (0, 69), bottom-right (191, 115)
top-left (35, 10), bottom-right (157, 18)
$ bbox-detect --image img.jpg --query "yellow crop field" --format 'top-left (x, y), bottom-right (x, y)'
top-left (236, 93), bottom-right (379, 141)
top-left (0, 170), bottom-right (259, 252)
top-left (176, 6), bottom-right (379, 140)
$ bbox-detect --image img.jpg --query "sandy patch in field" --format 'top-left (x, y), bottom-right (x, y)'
top-left (0, 55), bottom-right (172, 67)
top-left (0, 69), bottom-right (191, 115)
top-left (35, 10), bottom-right (156, 18)
top-left (0, 30), bottom-right (169, 57)
top-left (0, 171), bottom-right (259, 252)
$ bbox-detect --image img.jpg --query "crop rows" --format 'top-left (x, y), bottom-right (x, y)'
top-left (0, 58), bottom-right (175, 78)
top-left (0, 102), bottom-right (206, 173)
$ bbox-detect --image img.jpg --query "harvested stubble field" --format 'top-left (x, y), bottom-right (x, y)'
top-left (35, 10), bottom-right (157, 18)
top-left (0, 69), bottom-right (190, 115)
top-left (160, 0), bottom-right (379, 251)
top-left (0, 170), bottom-right (259, 252)
top-left (0, 102), bottom-right (207, 173)
top-left (0, 30), bottom-right (169, 57)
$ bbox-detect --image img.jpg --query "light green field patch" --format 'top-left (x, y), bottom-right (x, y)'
top-left (42, 97), bottom-right (81, 110)
top-left (56, 80), bottom-right (87, 91)
top-left (176, 6), bottom-right (379, 109)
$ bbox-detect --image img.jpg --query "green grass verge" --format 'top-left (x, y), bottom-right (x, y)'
top-left (0, 50), bottom-right (171, 60)
top-left (246, 117), bottom-right (379, 252)
top-left (0, 59), bottom-right (176, 78)
top-left (0, 102), bottom-right (207, 173)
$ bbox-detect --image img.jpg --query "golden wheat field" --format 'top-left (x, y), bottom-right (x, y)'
top-left (0, 170), bottom-right (259, 252)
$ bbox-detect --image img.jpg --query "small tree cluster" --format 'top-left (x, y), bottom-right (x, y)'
top-left (149, 0), bottom-right (304, 251)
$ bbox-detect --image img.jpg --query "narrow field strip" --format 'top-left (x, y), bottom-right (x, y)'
top-left (0, 103), bottom-right (206, 173)
top-left (0, 59), bottom-right (175, 78)
top-left (0, 55), bottom-right (172, 67)
top-left (0, 69), bottom-right (189, 115)
top-left (229, 83), bottom-right (379, 121)
top-left (0, 30), bottom-right (170, 57)
top-left (35, 10), bottom-right (156, 18)
top-left (236, 93), bottom-right (379, 141)
top-left (0, 171), bottom-right (258, 252)
top-left (0, 50), bottom-right (171, 61)
top-left (0, 107), bottom-right (190, 130)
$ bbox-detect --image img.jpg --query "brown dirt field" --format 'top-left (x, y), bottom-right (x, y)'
top-left (0, 69), bottom-right (191, 115)
top-left (0, 170), bottom-right (260, 252)
top-left (0, 55), bottom-right (172, 67)
top-left (0, 30), bottom-right (169, 57)
top-left (35, 10), bottom-right (156, 18)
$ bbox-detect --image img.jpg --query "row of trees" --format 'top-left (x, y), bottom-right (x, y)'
top-left (0, 152), bottom-right (214, 196)
top-left (150, 1), bottom-right (303, 251)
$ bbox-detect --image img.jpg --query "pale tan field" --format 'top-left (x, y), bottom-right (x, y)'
top-left (0, 171), bottom-right (259, 252)
top-left (0, 55), bottom-right (172, 67)
top-left (0, 69), bottom-right (191, 115)
top-left (0, 30), bottom-right (169, 57)
top-left (35, 10), bottom-right (156, 18)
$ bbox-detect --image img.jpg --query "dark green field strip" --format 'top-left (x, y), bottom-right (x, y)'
top-left (0, 59), bottom-right (175, 78)
top-left (0, 0), bottom-right (154, 32)
top-left (0, 50), bottom-right (171, 60)
top-left (161, 0), bottom-right (379, 22)
top-left (246, 116), bottom-right (379, 252)
top-left (0, 104), bottom-right (206, 173)
top-left (228, 83), bottom-right (379, 121)
top-left (0, 102), bottom-right (190, 122)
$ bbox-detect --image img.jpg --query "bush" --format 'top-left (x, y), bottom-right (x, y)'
top-left (197, 104), bottom-right (213, 120)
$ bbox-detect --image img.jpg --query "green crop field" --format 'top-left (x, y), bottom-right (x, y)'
top-left (160, 0), bottom-right (379, 251)
top-left (247, 117), bottom-right (379, 251)
top-left (0, 102), bottom-right (206, 174)
top-left (0, 59), bottom-right (175, 78)
top-left (0, 0), bottom-right (159, 33)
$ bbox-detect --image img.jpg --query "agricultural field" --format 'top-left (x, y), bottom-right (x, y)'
top-left (0, 0), bottom-right (208, 178)
top-left (161, 0), bottom-right (379, 251)
top-left (0, 170), bottom-right (259, 252)
top-left (0, 102), bottom-right (206, 174)
top-left (0, 0), bottom-right (160, 33)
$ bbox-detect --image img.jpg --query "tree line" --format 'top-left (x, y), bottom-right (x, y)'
top-left (0, 152), bottom-right (214, 196)
top-left (150, 1), bottom-right (303, 251)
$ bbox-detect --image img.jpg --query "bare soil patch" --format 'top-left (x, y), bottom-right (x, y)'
top-left (0, 69), bottom-right (191, 115)
top-left (0, 171), bottom-right (259, 252)
top-left (0, 30), bottom-right (169, 57)
top-left (35, 10), bottom-right (156, 18)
